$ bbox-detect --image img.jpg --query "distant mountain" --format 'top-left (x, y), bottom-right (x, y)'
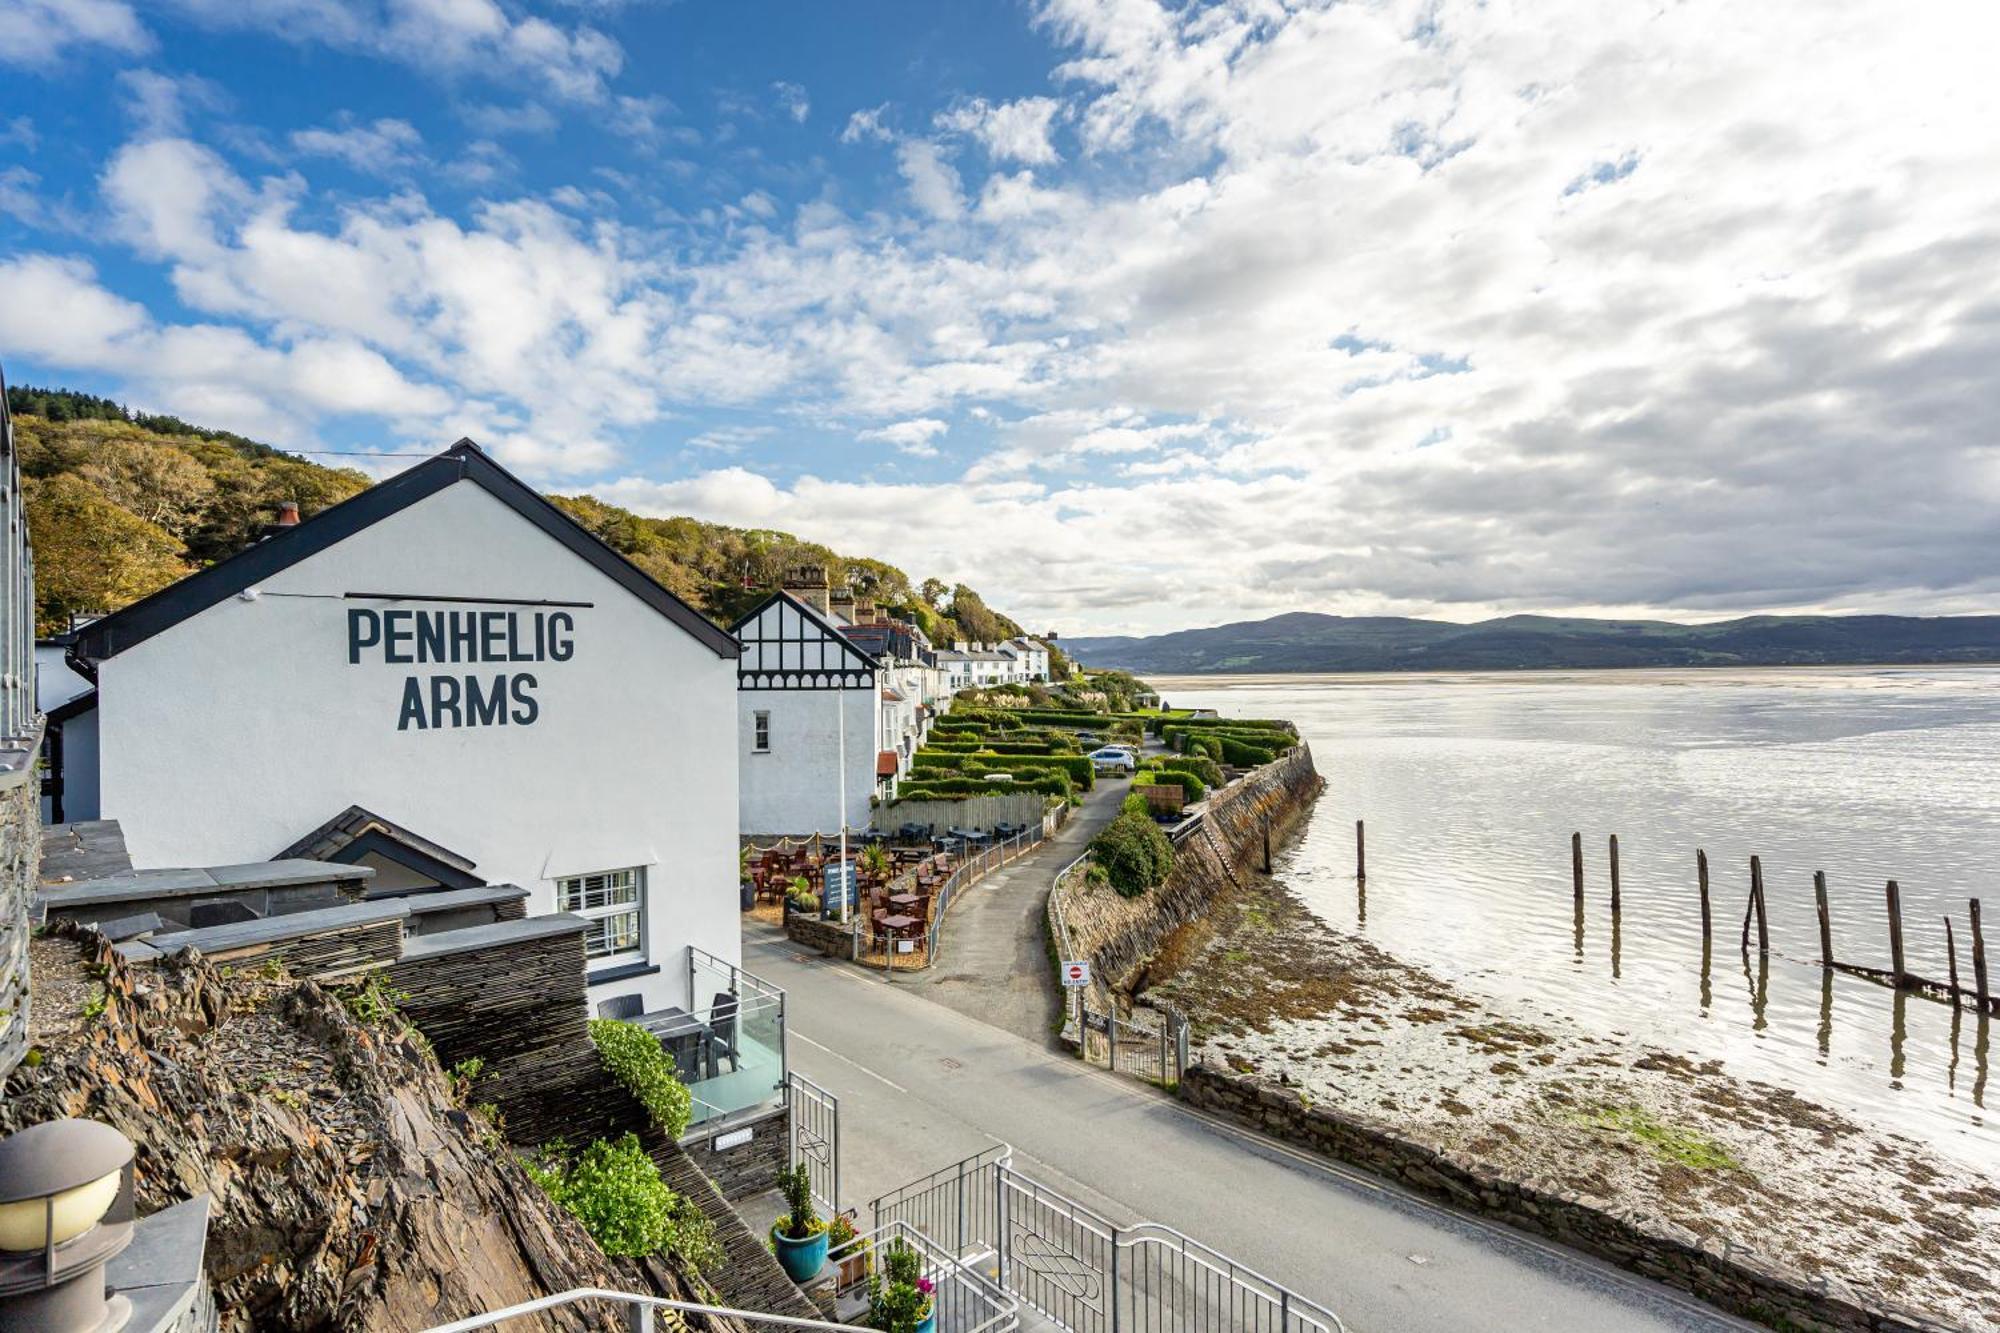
top-left (1063, 612), bottom-right (2000, 674)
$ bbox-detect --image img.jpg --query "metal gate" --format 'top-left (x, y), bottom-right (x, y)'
top-left (1077, 1002), bottom-right (1189, 1089)
top-left (874, 1149), bottom-right (1343, 1333)
top-left (785, 1070), bottom-right (840, 1212)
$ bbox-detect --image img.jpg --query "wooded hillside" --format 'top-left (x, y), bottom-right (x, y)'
top-left (8, 384), bottom-right (1029, 644)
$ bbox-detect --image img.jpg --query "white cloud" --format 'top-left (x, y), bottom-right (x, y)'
top-left (159, 0), bottom-right (623, 101)
top-left (773, 81), bottom-right (811, 124)
top-left (117, 69), bottom-right (228, 137)
top-left (459, 102), bottom-right (559, 136)
top-left (858, 417), bottom-right (949, 457)
top-left (290, 117), bottom-right (425, 175)
top-left (840, 105), bottom-right (892, 145)
top-left (895, 139), bottom-right (964, 221)
top-left (0, 0), bottom-right (149, 65)
top-left (937, 96), bottom-right (1062, 165)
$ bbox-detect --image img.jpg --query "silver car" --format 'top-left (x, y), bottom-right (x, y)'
top-left (1088, 745), bottom-right (1138, 775)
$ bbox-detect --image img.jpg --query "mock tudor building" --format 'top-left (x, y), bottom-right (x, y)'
top-left (732, 569), bottom-right (882, 836)
top-left (58, 440), bottom-right (742, 1013)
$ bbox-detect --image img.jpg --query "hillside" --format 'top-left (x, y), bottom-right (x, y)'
top-left (1065, 611), bottom-right (2000, 674)
top-left (6, 384), bottom-right (1025, 644)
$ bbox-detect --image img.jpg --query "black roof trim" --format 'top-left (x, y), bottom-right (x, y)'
top-left (47, 689), bottom-right (97, 724)
top-left (729, 588), bottom-right (882, 668)
top-left (69, 439), bottom-right (739, 663)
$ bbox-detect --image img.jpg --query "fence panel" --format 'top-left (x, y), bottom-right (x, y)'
top-left (998, 1165), bottom-right (1116, 1333)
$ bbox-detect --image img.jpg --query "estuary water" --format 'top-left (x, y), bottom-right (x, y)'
top-left (1152, 667), bottom-right (2000, 1171)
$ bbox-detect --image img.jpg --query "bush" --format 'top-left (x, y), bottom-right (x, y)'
top-left (526, 1133), bottom-right (718, 1268)
top-left (1155, 755), bottom-right (1223, 788)
top-left (1089, 812), bottom-right (1174, 897)
top-left (589, 1018), bottom-right (693, 1139)
top-left (1120, 792), bottom-right (1149, 817)
top-left (1137, 768), bottom-right (1205, 802)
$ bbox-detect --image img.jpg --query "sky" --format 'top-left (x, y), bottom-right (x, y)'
top-left (1, 0), bottom-right (1998, 637)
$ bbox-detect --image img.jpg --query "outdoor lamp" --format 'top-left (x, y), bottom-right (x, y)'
top-left (0, 1119), bottom-right (137, 1333)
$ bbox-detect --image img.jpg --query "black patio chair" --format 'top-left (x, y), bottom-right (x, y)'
top-left (596, 993), bottom-right (644, 1020)
top-left (703, 990), bottom-right (741, 1074)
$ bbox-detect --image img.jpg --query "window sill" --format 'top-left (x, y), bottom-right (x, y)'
top-left (587, 960), bottom-right (660, 985)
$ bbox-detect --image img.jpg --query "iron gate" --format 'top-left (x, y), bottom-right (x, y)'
top-left (786, 1070), bottom-right (840, 1213)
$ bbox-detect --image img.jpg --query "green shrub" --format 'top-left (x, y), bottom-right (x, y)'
top-left (1120, 793), bottom-right (1149, 817)
top-left (776, 1162), bottom-right (823, 1240)
top-left (589, 1018), bottom-right (693, 1139)
top-left (1188, 734), bottom-right (1225, 762)
top-left (1155, 755), bottom-right (1224, 787)
top-left (1218, 736), bottom-right (1278, 767)
top-left (1089, 812), bottom-right (1175, 897)
top-left (526, 1133), bottom-right (718, 1268)
top-left (867, 1238), bottom-right (934, 1332)
top-left (1137, 768), bottom-right (1205, 802)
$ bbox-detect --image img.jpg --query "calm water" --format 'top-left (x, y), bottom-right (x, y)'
top-left (1154, 667), bottom-right (1999, 1171)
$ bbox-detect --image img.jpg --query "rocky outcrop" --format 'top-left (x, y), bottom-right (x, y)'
top-left (3, 926), bottom-right (733, 1333)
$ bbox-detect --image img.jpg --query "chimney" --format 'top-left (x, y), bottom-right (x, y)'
top-left (829, 585), bottom-right (856, 622)
top-left (854, 593), bottom-right (877, 622)
top-left (782, 564), bottom-right (832, 617)
top-left (277, 501), bottom-right (301, 527)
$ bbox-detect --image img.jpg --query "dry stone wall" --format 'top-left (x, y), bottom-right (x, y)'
top-left (0, 771), bottom-right (35, 1078)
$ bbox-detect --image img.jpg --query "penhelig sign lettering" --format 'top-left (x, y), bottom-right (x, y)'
top-left (346, 607), bottom-right (575, 730)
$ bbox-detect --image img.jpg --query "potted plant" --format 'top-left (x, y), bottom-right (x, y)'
top-left (860, 842), bottom-right (891, 884)
top-left (866, 1239), bottom-right (935, 1333)
top-left (828, 1211), bottom-right (871, 1286)
top-left (769, 1163), bottom-right (827, 1282)
top-left (740, 846), bottom-right (756, 911)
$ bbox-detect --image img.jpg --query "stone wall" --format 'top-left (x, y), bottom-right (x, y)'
top-left (0, 768), bottom-right (36, 1079)
top-left (784, 911), bottom-right (854, 959)
top-left (1181, 1066), bottom-right (1946, 1333)
top-left (1053, 745), bottom-right (1322, 1013)
top-left (682, 1105), bottom-right (791, 1201)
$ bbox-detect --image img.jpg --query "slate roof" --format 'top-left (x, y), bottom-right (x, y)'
top-left (277, 804), bottom-right (482, 890)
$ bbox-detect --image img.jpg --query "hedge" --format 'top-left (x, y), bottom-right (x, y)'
top-left (1089, 811), bottom-right (1174, 897)
top-left (1135, 768), bottom-right (1205, 802)
top-left (892, 771), bottom-right (1072, 802)
top-left (589, 1017), bottom-right (692, 1138)
top-left (1152, 755), bottom-right (1224, 787)
top-left (912, 752), bottom-right (1094, 788)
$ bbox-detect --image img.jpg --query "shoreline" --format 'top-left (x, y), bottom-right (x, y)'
top-left (1134, 868), bottom-right (2000, 1332)
top-left (1147, 662), bottom-right (2000, 688)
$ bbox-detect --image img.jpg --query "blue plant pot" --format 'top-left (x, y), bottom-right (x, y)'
top-left (770, 1223), bottom-right (828, 1283)
top-left (915, 1309), bottom-right (936, 1333)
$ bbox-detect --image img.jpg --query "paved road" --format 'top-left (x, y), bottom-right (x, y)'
top-left (900, 776), bottom-right (1130, 1044)
top-left (751, 924), bottom-right (1754, 1333)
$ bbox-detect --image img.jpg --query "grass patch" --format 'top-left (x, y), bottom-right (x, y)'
top-left (1579, 1104), bottom-right (1739, 1171)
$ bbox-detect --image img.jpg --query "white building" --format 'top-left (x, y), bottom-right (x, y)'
top-left (1003, 636), bottom-right (1052, 683)
top-left (59, 440), bottom-right (742, 1013)
top-left (733, 578), bottom-right (880, 836)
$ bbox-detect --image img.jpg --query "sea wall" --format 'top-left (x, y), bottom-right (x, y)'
top-left (1179, 1068), bottom-right (1947, 1333)
top-left (1054, 745), bottom-right (1322, 1011)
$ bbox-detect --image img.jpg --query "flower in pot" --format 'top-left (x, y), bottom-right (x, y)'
top-left (769, 1163), bottom-right (827, 1283)
top-left (860, 843), bottom-right (891, 883)
top-left (866, 1238), bottom-right (935, 1333)
top-left (827, 1211), bottom-right (871, 1287)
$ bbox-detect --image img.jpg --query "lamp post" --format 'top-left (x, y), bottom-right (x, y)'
top-left (0, 1118), bottom-right (137, 1332)
top-left (836, 675), bottom-right (848, 926)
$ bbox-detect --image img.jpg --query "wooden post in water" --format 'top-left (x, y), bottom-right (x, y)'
top-left (1697, 849), bottom-right (1711, 943)
top-left (1972, 899), bottom-right (1990, 1013)
top-left (1262, 820), bottom-right (1273, 875)
top-left (1572, 832), bottom-right (1584, 907)
top-left (1608, 835), bottom-right (1621, 916)
top-left (1886, 880), bottom-right (1907, 989)
top-left (1753, 856), bottom-right (1769, 953)
top-left (1355, 820), bottom-right (1366, 882)
top-left (1945, 917), bottom-right (1962, 1008)
top-left (1814, 871), bottom-right (1832, 968)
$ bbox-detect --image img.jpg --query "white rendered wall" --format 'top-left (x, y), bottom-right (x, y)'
top-left (92, 481), bottom-right (739, 1013)
top-left (738, 683), bottom-right (878, 835)
top-left (46, 708), bottom-right (99, 823)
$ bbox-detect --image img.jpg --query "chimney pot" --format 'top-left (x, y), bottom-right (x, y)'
top-left (277, 501), bottom-right (301, 527)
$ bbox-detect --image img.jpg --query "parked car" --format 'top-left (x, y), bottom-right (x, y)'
top-left (981, 772), bottom-right (1015, 782)
top-left (1088, 746), bottom-right (1138, 775)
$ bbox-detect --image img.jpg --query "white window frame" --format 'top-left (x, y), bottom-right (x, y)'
top-left (557, 866), bottom-right (646, 962)
top-left (753, 709), bottom-right (771, 753)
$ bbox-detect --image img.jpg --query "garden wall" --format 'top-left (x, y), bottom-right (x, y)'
top-left (0, 769), bottom-right (37, 1079)
top-left (1179, 1066), bottom-right (1944, 1333)
top-left (871, 791), bottom-right (1048, 835)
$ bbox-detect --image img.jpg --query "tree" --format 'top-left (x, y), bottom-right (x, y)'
top-left (26, 475), bottom-right (189, 635)
top-left (78, 435), bottom-right (216, 537)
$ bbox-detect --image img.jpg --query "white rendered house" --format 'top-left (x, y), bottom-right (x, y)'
top-left (733, 586), bottom-right (880, 837)
top-left (60, 440), bottom-right (742, 1014)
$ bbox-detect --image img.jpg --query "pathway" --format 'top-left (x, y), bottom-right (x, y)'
top-left (898, 775), bottom-right (1129, 1045)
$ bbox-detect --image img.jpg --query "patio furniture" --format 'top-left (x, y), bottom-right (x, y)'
top-left (704, 991), bottom-right (740, 1074)
top-left (596, 994), bottom-right (644, 1020)
top-left (879, 913), bottom-right (918, 939)
top-left (639, 1007), bottom-right (713, 1082)
top-left (888, 893), bottom-right (920, 912)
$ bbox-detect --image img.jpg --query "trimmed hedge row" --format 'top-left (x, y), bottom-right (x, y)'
top-left (1136, 768), bottom-right (1205, 802)
top-left (893, 771), bottom-right (1072, 802)
top-left (910, 751), bottom-right (1095, 788)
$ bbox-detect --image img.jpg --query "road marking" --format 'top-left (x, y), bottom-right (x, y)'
top-left (791, 1030), bottom-right (910, 1094)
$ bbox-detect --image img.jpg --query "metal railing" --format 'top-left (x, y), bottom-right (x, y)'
top-left (872, 1147), bottom-right (1345, 1333)
top-left (420, 1287), bottom-right (871, 1331)
top-left (786, 1069), bottom-right (840, 1213)
top-left (852, 822), bottom-right (1050, 973)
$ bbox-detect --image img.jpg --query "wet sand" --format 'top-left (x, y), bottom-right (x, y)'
top-left (1140, 874), bottom-right (2000, 1331)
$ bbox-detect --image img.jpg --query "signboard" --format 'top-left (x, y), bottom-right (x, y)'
top-left (1060, 959), bottom-right (1092, 988)
top-left (823, 861), bottom-right (857, 915)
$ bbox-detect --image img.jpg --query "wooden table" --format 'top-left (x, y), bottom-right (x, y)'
top-left (888, 893), bottom-right (919, 912)
top-left (879, 913), bottom-right (918, 938)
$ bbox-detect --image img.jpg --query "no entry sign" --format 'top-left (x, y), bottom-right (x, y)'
top-left (1061, 959), bottom-right (1092, 987)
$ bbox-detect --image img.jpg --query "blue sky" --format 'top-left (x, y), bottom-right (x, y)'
top-left (1, 1), bottom-right (1997, 634)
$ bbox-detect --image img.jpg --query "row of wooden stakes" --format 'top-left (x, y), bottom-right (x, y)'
top-left (1343, 819), bottom-right (1993, 1016)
